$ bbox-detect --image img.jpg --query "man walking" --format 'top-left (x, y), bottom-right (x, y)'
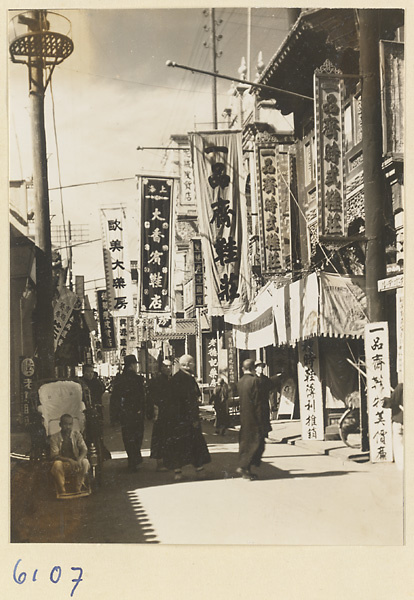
top-left (111, 354), bottom-right (146, 472)
top-left (148, 359), bottom-right (173, 471)
top-left (163, 354), bottom-right (211, 481)
top-left (237, 358), bottom-right (265, 480)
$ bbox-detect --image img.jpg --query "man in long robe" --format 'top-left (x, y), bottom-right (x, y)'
top-left (148, 359), bottom-right (173, 471)
top-left (236, 358), bottom-right (265, 480)
top-left (163, 354), bottom-right (211, 481)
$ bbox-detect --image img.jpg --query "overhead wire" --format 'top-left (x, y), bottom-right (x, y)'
top-left (49, 78), bottom-right (69, 266)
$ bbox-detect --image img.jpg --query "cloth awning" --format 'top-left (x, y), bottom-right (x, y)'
top-left (225, 271), bottom-right (368, 349)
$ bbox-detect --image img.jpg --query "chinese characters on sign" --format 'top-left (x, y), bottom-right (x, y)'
top-left (226, 332), bottom-right (236, 386)
top-left (20, 357), bottom-right (35, 428)
top-left (365, 322), bottom-right (393, 463)
top-left (97, 289), bottom-right (116, 350)
top-left (100, 207), bottom-right (133, 316)
top-left (297, 338), bottom-right (324, 440)
top-left (256, 146), bottom-right (285, 273)
top-left (191, 132), bottom-right (249, 315)
top-left (192, 239), bottom-right (205, 307)
top-left (179, 146), bottom-right (196, 205)
top-left (53, 288), bottom-right (81, 350)
top-left (207, 337), bottom-right (219, 387)
top-left (314, 60), bottom-right (346, 237)
top-left (117, 317), bottom-right (128, 360)
top-left (140, 178), bottom-right (172, 315)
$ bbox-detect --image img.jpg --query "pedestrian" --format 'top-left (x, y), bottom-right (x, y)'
top-left (148, 359), bottom-right (173, 471)
top-left (110, 355), bottom-right (146, 472)
top-left (163, 354), bottom-right (211, 481)
top-left (236, 358), bottom-right (265, 480)
top-left (80, 363), bottom-right (112, 460)
top-left (383, 382), bottom-right (404, 470)
top-left (255, 361), bottom-right (281, 442)
top-left (212, 377), bottom-right (230, 435)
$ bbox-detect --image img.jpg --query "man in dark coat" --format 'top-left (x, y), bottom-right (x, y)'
top-left (236, 358), bottom-right (265, 480)
top-left (111, 355), bottom-right (146, 472)
top-left (148, 359), bottom-right (173, 471)
top-left (80, 363), bottom-right (111, 460)
top-left (163, 354), bottom-right (211, 481)
top-left (255, 361), bottom-right (273, 439)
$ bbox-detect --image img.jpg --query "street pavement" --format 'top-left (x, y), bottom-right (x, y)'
top-left (11, 393), bottom-right (403, 545)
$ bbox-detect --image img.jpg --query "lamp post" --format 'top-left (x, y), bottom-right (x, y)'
top-left (9, 10), bottom-right (74, 379)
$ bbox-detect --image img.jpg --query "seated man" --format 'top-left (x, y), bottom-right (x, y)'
top-left (50, 414), bottom-right (90, 495)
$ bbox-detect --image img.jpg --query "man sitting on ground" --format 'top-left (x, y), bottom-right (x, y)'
top-left (50, 414), bottom-right (90, 496)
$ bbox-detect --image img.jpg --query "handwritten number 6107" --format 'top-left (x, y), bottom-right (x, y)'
top-left (13, 559), bottom-right (83, 597)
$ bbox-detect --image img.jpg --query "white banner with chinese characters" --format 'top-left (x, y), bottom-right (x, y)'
top-left (138, 177), bottom-right (173, 316)
top-left (297, 338), bottom-right (324, 441)
top-left (100, 207), bottom-right (134, 317)
top-left (365, 322), bottom-right (393, 463)
top-left (191, 131), bottom-right (250, 316)
top-left (314, 60), bottom-right (346, 238)
top-left (53, 287), bottom-right (81, 350)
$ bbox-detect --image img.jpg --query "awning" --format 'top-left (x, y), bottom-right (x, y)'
top-left (225, 271), bottom-right (368, 349)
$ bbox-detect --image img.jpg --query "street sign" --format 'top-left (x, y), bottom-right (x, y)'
top-left (377, 274), bottom-right (403, 292)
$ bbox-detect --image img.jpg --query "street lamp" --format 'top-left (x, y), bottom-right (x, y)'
top-left (9, 10), bottom-right (74, 379)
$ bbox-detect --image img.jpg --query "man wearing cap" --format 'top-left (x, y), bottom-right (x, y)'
top-left (236, 358), bottom-right (264, 480)
top-left (148, 359), bottom-right (173, 471)
top-left (163, 354), bottom-right (211, 480)
top-left (110, 354), bottom-right (146, 472)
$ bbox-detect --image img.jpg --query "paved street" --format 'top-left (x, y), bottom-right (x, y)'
top-left (11, 393), bottom-right (403, 545)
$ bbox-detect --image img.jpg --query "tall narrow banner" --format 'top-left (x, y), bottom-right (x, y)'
top-left (297, 338), bottom-right (324, 441)
top-left (255, 141), bottom-right (291, 274)
top-left (191, 131), bottom-right (250, 315)
top-left (116, 316), bottom-right (128, 361)
top-left (314, 60), bottom-right (346, 238)
top-left (53, 287), bottom-right (81, 350)
top-left (20, 357), bottom-right (36, 428)
top-left (100, 207), bottom-right (133, 317)
top-left (97, 289), bottom-right (116, 350)
top-left (139, 177), bottom-right (173, 315)
top-left (365, 322), bottom-right (393, 463)
top-left (192, 239), bottom-right (205, 307)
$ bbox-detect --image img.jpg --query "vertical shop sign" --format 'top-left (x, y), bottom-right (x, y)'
top-left (191, 131), bottom-right (250, 315)
top-left (380, 40), bottom-right (404, 157)
top-left (117, 317), bottom-right (128, 361)
top-left (20, 357), bottom-right (36, 428)
top-left (255, 144), bottom-right (285, 273)
top-left (226, 332), bottom-right (236, 386)
top-left (314, 60), bottom-right (346, 238)
top-left (100, 207), bottom-right (133, 316)
top-left (139, 177), bottom-right (173, 315)
top-left (97, 289), bottom-right (116, 350)
top-left (365, 322), bottom-right (393, 463)
top-left (179, 145), bottom-right (196, 205)
top-left (53, 287), bottom-right (81, 350)
top-left (207, 337), bottom-right (219, 387)
top-left (297, 338), bottom-right (324, 440)
top-left (192, 239), bottom-right (205, 307)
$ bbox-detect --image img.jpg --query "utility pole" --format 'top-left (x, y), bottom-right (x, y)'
top-left (9, 10), bottom-right (74, 379)
top-left (358, 9), bottom-right (387, 322)
top-left (210, 8), bottom-right (218, 129)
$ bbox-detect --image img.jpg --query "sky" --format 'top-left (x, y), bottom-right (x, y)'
top-left (8, 7), bottom-right (291, 302)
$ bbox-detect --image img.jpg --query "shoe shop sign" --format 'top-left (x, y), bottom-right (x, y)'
top-left (365, 322), bottom-right (393, 463)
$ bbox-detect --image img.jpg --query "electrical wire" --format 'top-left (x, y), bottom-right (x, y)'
top-left (49, 78), bottom-right (69, 265)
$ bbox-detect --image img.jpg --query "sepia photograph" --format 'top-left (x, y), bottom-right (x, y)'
top-left (8, 3), bottom-right (405, 555)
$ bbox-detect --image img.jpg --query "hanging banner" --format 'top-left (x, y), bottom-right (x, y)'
top-left (319, 272), bottom-right (368, 338)
top-left (100, 207), bottom-right (134, 316)
top-left (192, 239), bottom-right (205, 307)
top-left (97, 289), bottom-right (116, 350)
top-left (53, 287), bottom-right (81, 350)
top-left (365, 322), bottom-right (393, 463)
top-left (116, 316), bottom-right (128, 361)
top-left (314, 60), bottom-right (346, 238)
top-left (178, 144), bottom-right (196, 207)
top-left (191, 131), bottom-right (250, 316)
top-left (297, 338), bottom-right (324, 440)
top-left (255, 144), bottom-right (284, 273)
top-left (139, 177), bottom-right (173, 315)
